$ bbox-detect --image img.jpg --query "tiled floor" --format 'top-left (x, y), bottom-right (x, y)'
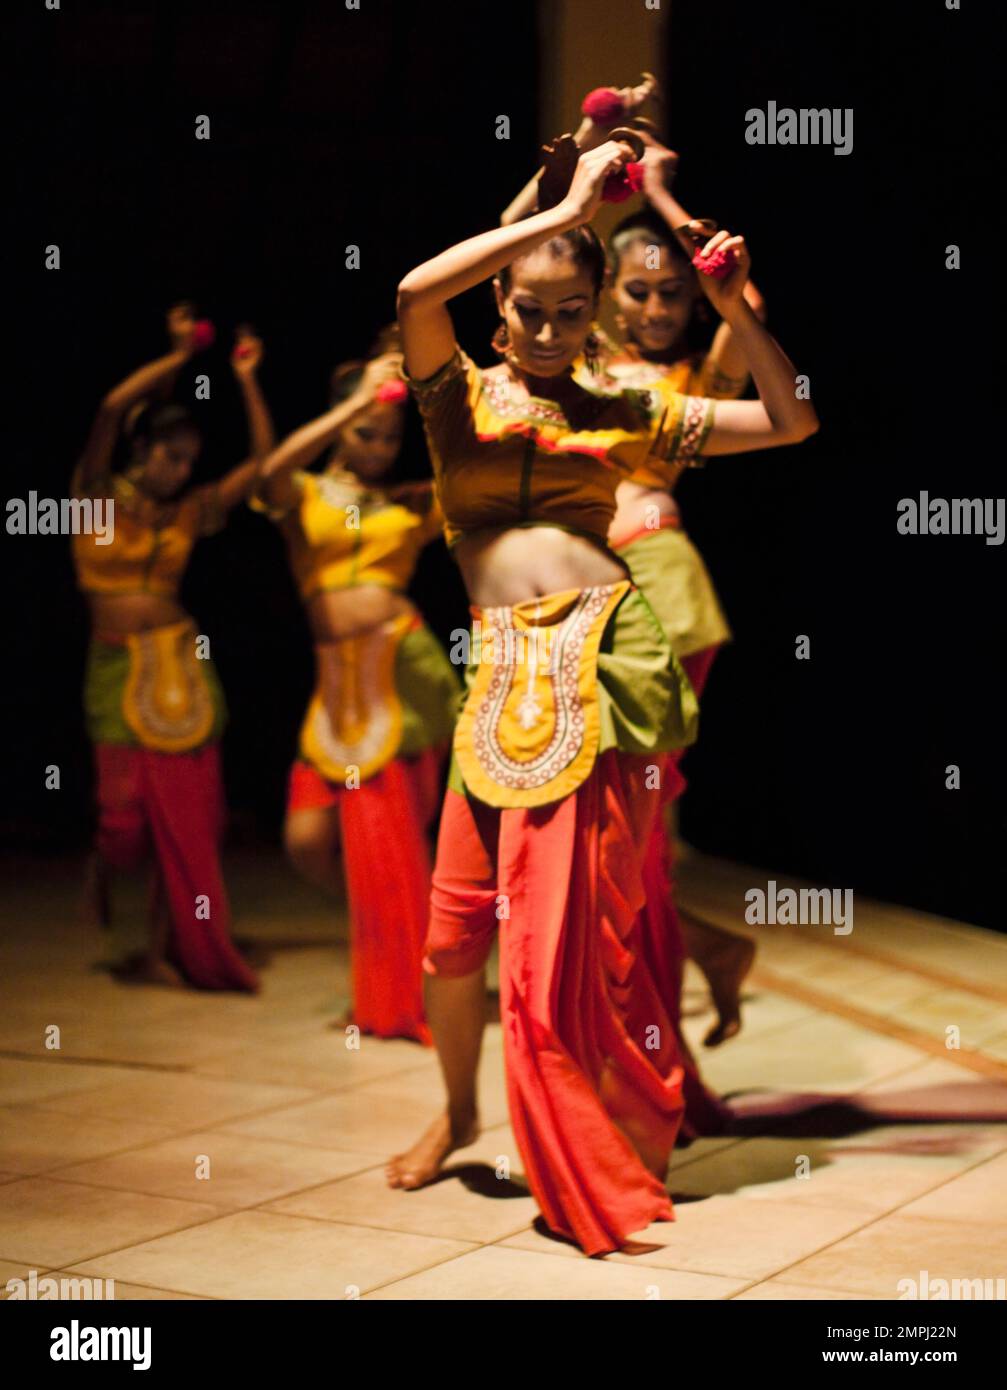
top-left (1, 847), bottom-right (1005, 1301)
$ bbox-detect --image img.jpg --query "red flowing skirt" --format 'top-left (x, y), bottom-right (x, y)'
top-left (94, 742), bottom-right (258, 992)
top-left (425, 750), bottom-right (688, 1256)
top-left (288, 746), bottom-right (445, 1045)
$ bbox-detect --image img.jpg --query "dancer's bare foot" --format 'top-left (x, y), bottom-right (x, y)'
top-left (385, 1109), bottom-right (480, 1190)
top-left (328, 1006), bottom-right (355, 1031)
top-left (682, 915), bottom-right (756, 1047)
top-left (111, 953), bottom-right (185, 988)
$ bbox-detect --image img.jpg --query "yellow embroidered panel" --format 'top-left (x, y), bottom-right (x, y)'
top-left (454, 580), bottom-right (630, 809)
top-left (299, 611), bottom-right (413, 783)
top-left (121, 620), bottom-right (215, 752)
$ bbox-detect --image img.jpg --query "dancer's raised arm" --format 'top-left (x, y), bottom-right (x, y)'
top-left (75, 304), bottom-right (195, 491)
top-left (255, 354), bottom-right (402, 512)
top-left (397, 140), bottom-right (638, 381)
top-left (637, 133), bottom-right (766, 395)
top-left (686, 230), bottom-right (818, 453)
top-left (213, 330), bottom-right (277, 512)
top-left (501, 74), bottom-right (658, 226)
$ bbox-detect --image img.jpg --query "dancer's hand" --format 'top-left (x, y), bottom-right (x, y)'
top-left (538, 134), bottom-right (581, 212)
top-left (559, 140), bottom-right (640, 226)
top-left (166, 302), bottom-right (198, 355)
top-left (581, 72), bottom-right (659, 138)
top-left (636, 129), bottom-right (680, 196)
top-left (359, 351), bottom-right (404, 400)
top-left (618, 71), bottom-right (659, 121)
top-left (231, 327), bottom-right (264, 376)
top-left (690, 226), bottom-right (752, 314)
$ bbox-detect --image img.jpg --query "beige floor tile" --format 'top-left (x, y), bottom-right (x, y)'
top-left (697, 1013), bottom-right (928, 1099)
top-left (0, 1058), bottom-right (140, 1107)
top-left (897, 1151), bottom-right (1007, 1224)
top-left (221, 1090), bottom-right (456, 1156)
top-left (859, 1055), bottom-right (987, 1093)
top-left (1, 1262), bottom-right (54, 1300)
top-left (70, 1210), bottom-right (473, 1299)
top-left (343, 1051), bottom-right (509, 1130)
top-left (367, 1244), bottom-right (747, 1299)
top-left (190, 1032), bottom-right (437, 1091)
top-left (0, 1012), bottom-right (250, 1069)
top-left (501, 1195), bottom-right (875, 1280)
top-left (266, 1125), bottom-right (535, 1243)
top-left (890, 989), bottom-right (1007, 1050)
top-left (56, 1270), bottom-right (205, 1300)
top-left (843, 972), bottom-right (943, 1015)
top-left (220, 1042), bottom-right (507, 1155)
top-left (784, 1213), bottom-right (1007, 1297)
top-left (51, 1130), bottom-right (381, 1208)
top-left (664, 1128), bottom-right (1007, 1216)
top-left (761, 949), bottom-right (893, 995)
top-left (0, 1106), bottom-right (172, 1176)
top-left (733, 1279), bottom-right (888, 1301)
top-left (34, 1072), bottom-right (315, 1130)
top-left (0, 1177), bottom-right (221, 1267)
top-left (679, 984), bottom-right (817, 1050)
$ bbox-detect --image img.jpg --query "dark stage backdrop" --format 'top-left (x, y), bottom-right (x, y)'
top-left (7, 0), bottom-right (1002, 931)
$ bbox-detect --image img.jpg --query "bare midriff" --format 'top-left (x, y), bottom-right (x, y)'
top-left (455, 526), bottom-right (627, 608)
top-left (607, 480), bottom-right (678, 549)
top-left (87, 592), bottom-right (190, 639)
top-left (304, 584), bottom-right (415, 642)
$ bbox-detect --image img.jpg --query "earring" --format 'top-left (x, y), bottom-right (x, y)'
top-left (491, 322), bottom-right (510, 357)
top-left (583, 328), bottom-right (605, 376)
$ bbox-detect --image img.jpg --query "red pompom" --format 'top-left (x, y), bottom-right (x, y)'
top-left (581, 87), bottom-right (625, 126)
top-left (192, 319), bottom-right (216, 351)
top-left (601, 160), bottom-right (644, 204)
top-left (691, 247), bottom-right (738, 280)
top-left (375, 378), bottom-right (408, 405)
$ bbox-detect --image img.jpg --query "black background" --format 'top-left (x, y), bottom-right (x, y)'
top-left (7, 0), bottom-right (1002, 931)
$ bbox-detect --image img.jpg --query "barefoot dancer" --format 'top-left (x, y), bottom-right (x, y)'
top-left (253, 346), bottom-right (460, 1044)
top-left (385, 137), bottom-right (817, 1253)
top-left (73, 306), bottom-right (272, 990)
top-left (506, 88), bottom-right (763, 1050)
top-left (602, 135), bottom-right (770, 1049)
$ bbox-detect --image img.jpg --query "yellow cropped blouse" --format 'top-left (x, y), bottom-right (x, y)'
top-left (71, 466), bottom-right (224, 598)
top-left (582, 348), bottom-right (746, 490)
top-left (407, 350), bottom-right (715, 548)
top-left (255, 469), bottom-right (442, 600)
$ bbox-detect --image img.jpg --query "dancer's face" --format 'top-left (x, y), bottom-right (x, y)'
top-left (338, 401), bottom-right (404, 483)
top-left (612, 239), bottom-right (699, 355)
top-left (139, 429), bottom-right (201, 499)
top-left (495, 248), bottom-right (597, 378)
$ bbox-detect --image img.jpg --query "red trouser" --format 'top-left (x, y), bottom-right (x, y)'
top-left (94, 742), bottom-right (258, 992)
top-left (424, 750), bottom-right (687, 1257)
top-left (288, 746), bottom-right (444, 1046)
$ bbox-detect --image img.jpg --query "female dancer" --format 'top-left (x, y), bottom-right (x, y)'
top-left (252, 344), bottom-right (460, 1045)
top-left (386, 137), bottom-right (817, 1254)
top-left (73, 304), bottom-right (272, 991)
top-left (603, 133), bottom-right (769, 1048)
top-left (506, 87), bottom-right (766, 1048)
